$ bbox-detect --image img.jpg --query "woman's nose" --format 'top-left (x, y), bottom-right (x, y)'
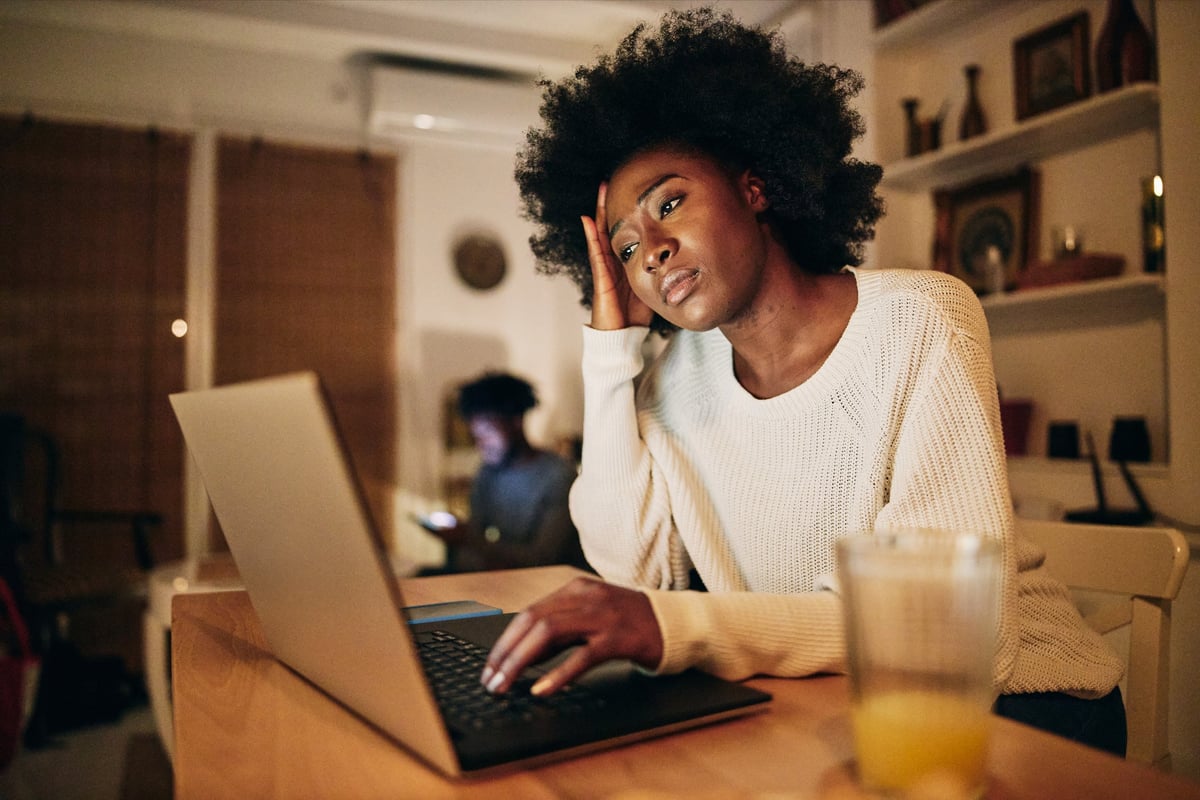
top-left (642, 229), bottom-right (675, 273)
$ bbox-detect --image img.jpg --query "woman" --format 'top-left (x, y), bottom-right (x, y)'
top-left (482, 7), bottom-right (1125, 754)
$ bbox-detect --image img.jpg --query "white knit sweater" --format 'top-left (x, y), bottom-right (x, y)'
top-left (570, 266), bottom-right (1124, 697)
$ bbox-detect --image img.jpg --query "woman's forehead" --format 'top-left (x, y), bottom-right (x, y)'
top-left (611, 144), bottom-right (720, 180)
top-left (609, 149), bottom-right (734, 204)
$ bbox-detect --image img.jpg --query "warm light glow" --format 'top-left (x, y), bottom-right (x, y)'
top-left (171, 318), bottom-right (188, 338)
top-left (413, 114), bottom-right (437, 130)
top-left (1153, 175), bottom-right (1163, 197)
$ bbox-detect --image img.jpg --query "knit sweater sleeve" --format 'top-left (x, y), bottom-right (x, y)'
top-left (869, 311), bottom-right (1124, 695)
top-left (569, 326), bottom-right (692, 589)
top-left (646, 589), bottom-right (845, 679)
top-left (870, 285), bottom-right (1020, 690)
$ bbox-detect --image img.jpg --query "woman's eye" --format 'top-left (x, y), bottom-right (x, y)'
top-left (617, 243), bottom-right (637, 263)
top-left (659, 196), bottom-right (681, 217)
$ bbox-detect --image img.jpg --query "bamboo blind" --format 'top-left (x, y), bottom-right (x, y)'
top-left (0, 115), bottom-right (190, 567)
top-left (214, 137), bottom-right (398, 546)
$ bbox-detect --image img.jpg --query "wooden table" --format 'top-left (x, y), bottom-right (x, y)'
top-left (172, 565), bottom-right (1200, 799)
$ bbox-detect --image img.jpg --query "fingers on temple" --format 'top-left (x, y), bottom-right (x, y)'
top-left (581, 216), bottom-right (605, 273)
top-left (594, 182), bottom-right (608, 235)
top-left (586, 183), bottom-right (617, 278)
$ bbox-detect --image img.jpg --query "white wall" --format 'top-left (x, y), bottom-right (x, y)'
top-left (395, 138), bottom-right (587, 562)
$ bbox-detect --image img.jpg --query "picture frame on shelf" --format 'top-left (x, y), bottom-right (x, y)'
top-left (1014, 11), bottom-right (1091, 121)
top-left (932, 167), bottom-right (1039, 296)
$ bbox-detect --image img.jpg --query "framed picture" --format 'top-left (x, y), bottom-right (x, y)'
top-left (932, 168), bottom-right (1039, 296)
top-left (1014, 12), bottom-right (1091, 121)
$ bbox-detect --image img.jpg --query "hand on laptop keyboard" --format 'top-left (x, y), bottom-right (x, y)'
top-left (418, 629), bottom-right (607, 733)
top-left (480, 576), bottom-right (663, 696)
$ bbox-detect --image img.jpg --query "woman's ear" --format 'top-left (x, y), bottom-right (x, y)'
top-left (743, 172), bottom-right (771, 212)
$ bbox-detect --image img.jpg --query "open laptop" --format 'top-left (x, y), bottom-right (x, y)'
top-left (169, 371), bottom-right (771, 778)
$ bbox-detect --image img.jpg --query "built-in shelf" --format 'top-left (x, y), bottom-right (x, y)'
top-left (981, 273), bottom-right (1164, 330)
top-left (1008, 455), bottom-right (1168, 477)
top-left (881, 84), bottom-right (1160, 192)
top-left (871, 0), bottom-right (1179, 485)
top-left (872, 0), bottom-right (1018, 51)
top-left (981, 273), bottom-right (1163, 309)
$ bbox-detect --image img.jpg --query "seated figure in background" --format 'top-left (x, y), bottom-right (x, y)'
top-left (424, 372), bottom-right (587, 574)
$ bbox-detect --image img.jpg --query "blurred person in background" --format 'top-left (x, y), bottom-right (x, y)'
top-left (420, 372), bottom-right (587, 574)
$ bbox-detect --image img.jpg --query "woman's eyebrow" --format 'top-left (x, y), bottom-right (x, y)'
top-left (608, 174), bottom-right (682, 239)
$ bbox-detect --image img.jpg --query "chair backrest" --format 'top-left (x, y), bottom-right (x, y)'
top-left (1, 414), bottom-right (29, 540)
top-left (1016, 518), bottom-right (1189, 768)
top-left (0, 414), bottom-right (59, 564)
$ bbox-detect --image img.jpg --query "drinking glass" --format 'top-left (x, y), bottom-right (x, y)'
top-left (837, 530), bottom-right (1002, 798)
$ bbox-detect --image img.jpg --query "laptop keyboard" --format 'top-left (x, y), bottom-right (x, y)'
top-left (416, 629), bottom-right (607, 732)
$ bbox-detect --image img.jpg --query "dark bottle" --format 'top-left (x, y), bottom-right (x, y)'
top-left (959, 64), bottom-right (987, 141)
top-left (902, 98), bottom-right (920, 157)
top-left (1096, 0), bottom-right (1156, 92)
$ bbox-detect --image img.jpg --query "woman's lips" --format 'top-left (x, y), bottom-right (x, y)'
top-left (660, 268), bottom-right (700, 306)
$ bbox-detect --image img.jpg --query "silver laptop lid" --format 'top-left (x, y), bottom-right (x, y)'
top-left (170, 372), bottom-right (460, 775)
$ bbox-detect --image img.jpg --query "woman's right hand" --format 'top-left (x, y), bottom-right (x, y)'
top-left (481, 576), bottom-right (664, 697)
top-left (581, 183), bottom-right (653, 330)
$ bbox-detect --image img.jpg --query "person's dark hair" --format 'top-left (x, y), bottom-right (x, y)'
top-left (458, 372), bottom-right (538, 419)
top-left (515, 6), bottom-right (884, 334)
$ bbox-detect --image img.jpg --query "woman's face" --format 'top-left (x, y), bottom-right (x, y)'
top-left (604, 146), bottom-right (771, 332)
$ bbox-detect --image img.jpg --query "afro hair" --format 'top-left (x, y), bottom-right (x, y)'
top-left (515, 6), bottom-right (884, 334)
top-left (458, 372), bottom-right (538, 419)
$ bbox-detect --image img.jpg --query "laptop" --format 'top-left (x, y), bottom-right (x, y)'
top-left (169, 371), bottom-right (771, 778)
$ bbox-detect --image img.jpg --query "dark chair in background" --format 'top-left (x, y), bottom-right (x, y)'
top-left (0, 413), bottom-right (160, 746)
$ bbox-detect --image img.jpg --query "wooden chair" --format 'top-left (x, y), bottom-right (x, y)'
top-left (1, 413), bottom-right (161, 745)
top-left (1016, 518), bottom-right (1189, 768)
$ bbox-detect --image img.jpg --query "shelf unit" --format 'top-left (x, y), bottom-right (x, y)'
top-left (882, 84), bottom-right (1159, 192)
top-left (872, 0), bottom-right (1020, 51)
top-left (867, 0), bottom-right (1167, 463)
top-left (981, 273), bottom-right (1164, 331)
top-left (981, 272), bottom-right (1162, 309)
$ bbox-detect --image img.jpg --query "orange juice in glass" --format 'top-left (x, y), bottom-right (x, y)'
top-left (852, 689), bottom-right (991, 791)
top-left (837, 530), bottom-right (1001, 797)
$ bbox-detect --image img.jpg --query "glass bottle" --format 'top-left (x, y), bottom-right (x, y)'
top-left (902, 98), bottom-right (920, 157)
top-left (1096, 0), bottom-right (1156, 92)
top-left (959, 64), bottom-right (986, 141)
